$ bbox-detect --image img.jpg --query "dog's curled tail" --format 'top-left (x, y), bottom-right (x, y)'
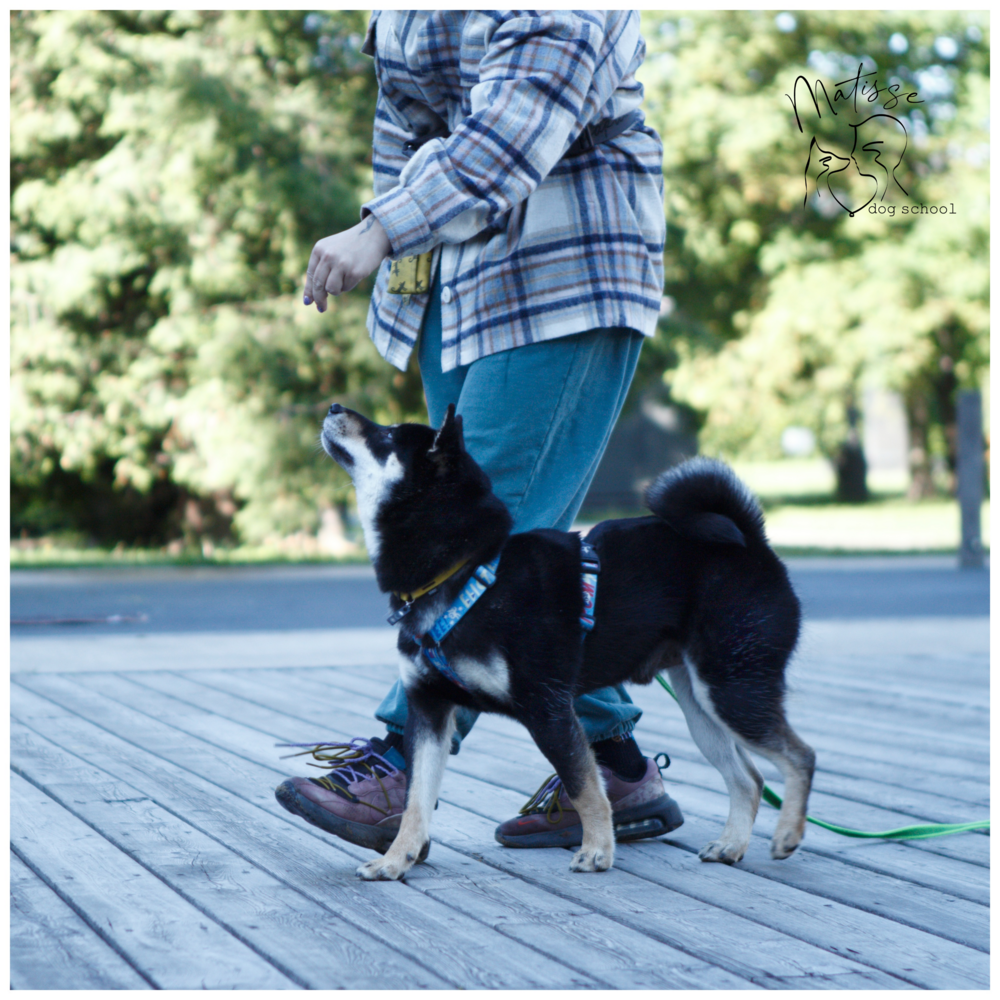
top-left (645, 457), bottom-right (765, 548)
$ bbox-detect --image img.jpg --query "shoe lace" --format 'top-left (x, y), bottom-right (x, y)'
top-left (519, 773), bottom-right (565, 825)
top-left (276, 738), bottom-right (401, 815)
top-left (519, 752), bottom-right (670, 826)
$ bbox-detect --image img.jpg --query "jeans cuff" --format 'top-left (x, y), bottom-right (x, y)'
top-left (590, 719), bottom-right (637, 744)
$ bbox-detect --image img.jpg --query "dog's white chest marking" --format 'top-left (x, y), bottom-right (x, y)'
top-left (407, 595), bottom-right (449, 638)
top-left (352, 451), bottom-right (403, 562)
top-left (398, 646), bottom-right (511, 702)
top-left (449, 651), bottom-right (511, 701)
top-left (398, 650), bottom-right (423, 688)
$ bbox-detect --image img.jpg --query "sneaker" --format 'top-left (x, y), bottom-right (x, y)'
top-left (274, 737), bottom-right (409, 855)
top-left (495, 756), bottom-right (683, 848)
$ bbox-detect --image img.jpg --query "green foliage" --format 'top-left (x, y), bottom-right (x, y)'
top-left (11, 10), bottom-right (425, 547)
top-left (638, 11), bottom-right (989, 475)
top-left (11, 11), bottom-right (990, 547)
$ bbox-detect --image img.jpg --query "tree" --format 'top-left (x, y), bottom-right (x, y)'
top-left (638, 11), bottom-right (989, 497)
top-left (10, 10), bottom-right (426, 549)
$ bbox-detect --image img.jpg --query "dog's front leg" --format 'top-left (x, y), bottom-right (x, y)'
top-left (525, 704), bottom-right (614, 873)
top-left (356, 687), bottom-right (455, 881)
top-left (566, 751), bottom-right (615, 873)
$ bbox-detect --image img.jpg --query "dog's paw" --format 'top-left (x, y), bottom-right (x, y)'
top-left (698, 839), bottom-right (746, 865)
top-left (570, 846), bottom-right (613, 872)
top-left (356, 857), bottom-right (407, 881)
top-left (356, 839), bottom-right (430, 881)
top-left (770, 830), bottom-right (802, 860)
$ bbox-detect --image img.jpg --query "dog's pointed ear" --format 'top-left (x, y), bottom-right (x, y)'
top-left (428, 404), bottom-right (464, 475)
top-left (430, 404), bottom-right (465, 453)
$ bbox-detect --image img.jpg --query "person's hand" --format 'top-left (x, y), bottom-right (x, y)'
top-left (304, 215), bottom-right (392, 312)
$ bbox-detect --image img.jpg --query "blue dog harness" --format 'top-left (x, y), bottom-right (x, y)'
top-left (411, 541), bottom-right (601, 692)
top-left (419, 556), bottom-right (499, 692)
top-left (578, 540), bottom-right (600, 631)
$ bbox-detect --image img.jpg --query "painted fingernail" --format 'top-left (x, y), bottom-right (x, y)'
top-left (318, 304), bottom-right (326, 313)
top-left (303, 294), bottom-right (313, 305)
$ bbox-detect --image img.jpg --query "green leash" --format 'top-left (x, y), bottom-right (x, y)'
top-left (655, 675), bottom-right (989, 841)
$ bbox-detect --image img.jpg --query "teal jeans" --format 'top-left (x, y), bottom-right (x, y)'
top-left (376, 277), bottom-right (644, 753)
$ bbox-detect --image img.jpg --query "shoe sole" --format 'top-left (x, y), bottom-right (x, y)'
top-left (274, 779), bottom-right (403, 856)
top-left (494, 793), bottom-right (684, 849)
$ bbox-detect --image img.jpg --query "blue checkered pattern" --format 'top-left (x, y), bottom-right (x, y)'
top-left (360, 10), bottom-right (666, 373)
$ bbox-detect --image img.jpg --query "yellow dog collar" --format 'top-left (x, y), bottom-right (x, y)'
top-left (393, 557), bottom-right (470, 605)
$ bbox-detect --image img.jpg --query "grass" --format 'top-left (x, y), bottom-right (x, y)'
top-left (578, 458), bottom-right (988, 557)
top-left (9, 540), bottom-right (369, 570)
top-left (763, 496), bottom-right (990, 554)
top-left (10, 459), bottom-right (988, 567)
top-left (731, 458), bottom-right (990, 555)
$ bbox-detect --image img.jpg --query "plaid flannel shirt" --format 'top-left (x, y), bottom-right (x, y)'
top-left (360, 10), bottom-right (665, 373)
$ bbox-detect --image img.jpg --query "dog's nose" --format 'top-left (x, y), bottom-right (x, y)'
top-left (328, 403), bottom-right (345, 416)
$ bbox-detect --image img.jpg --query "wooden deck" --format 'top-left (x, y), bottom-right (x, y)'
top-left (10, 617), bottom-right (989, 989)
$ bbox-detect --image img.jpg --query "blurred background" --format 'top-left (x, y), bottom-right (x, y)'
top-left (10, 10), bottom-right (989, 565)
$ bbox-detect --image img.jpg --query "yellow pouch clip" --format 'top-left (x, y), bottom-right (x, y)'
top-left (387, 252), bottom-right (433, 295)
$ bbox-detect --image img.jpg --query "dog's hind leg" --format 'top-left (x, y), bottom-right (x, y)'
top-left (524, 704), bottom-right (614, 872)
top-left (742, 723), bottom-right (816, 860)
top-left (667, 662), bottom-right (763, 864)
top-left (357, 691), bottom-right (455, 881)
top-left (684, 662), bottom-right (816, 861)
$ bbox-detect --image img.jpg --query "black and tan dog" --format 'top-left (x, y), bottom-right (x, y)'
top-left (321, 402), bottom-right (814, 880)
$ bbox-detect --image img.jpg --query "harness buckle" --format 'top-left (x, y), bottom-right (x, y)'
top-left (387, 602), bottom-right (413, 626)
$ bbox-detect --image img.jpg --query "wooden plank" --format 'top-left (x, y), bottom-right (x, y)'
top-left (10, 851), bottom-right (152, 990)
top-left (8, 720), bottom-right (750, 992)
top-left (640, 717), bottom-right (989, 806)
top-left (139, 666), bottom-right (991, 882)
top-left (12, 677), bottom-right (907, 990)
top-left (274, 669), bottom-right (990, 906)
top-left (399, 845), bottom-right (762, 990)
top-left (425, 802), bottom-right (915, 989)
top-left (803, 651), bottom-right (987, 682)
top-left (10, 722), bottom-right (451, 990)
top-left (15, 664), bottom-right (984, 984)
top-left (610, 841), bottom-right (989, 989)
top-left (435, 755), bottom-right (990, 927)
top-left (230, 664), bottom-right (989, 815)
top-left (10, 772), bottom-right (297, 990)
top-left (650, 813), bottom-right (988, 953)
top-left (428, 763), bottom-right (989, 961)
top-left (10, 626), bottom-right (397, 674)
top-left (636, 688), bottom-right (990, 763)
top-left (21, 668), bottom-right (960, 988)
top-left (635, 724), bottom-right (989, 824)
top-left (794, 666), bottom-right (988, 709)
top-left (306, 659), bottom-right (991, 769)
top-left (796, 618), bottom-right (988, 664)
top-left (641, 774), bottom-right (990, 907)
top-left (639, 742), bottom-right (990, 868)
top-left (197, 665), bottom-right (989, 867)
top-left (9, 682), bottom-right (620, 989)
top-left (786, 687), bottom-right (987, 735)
top-left (632, 686), bottom-right (990, 783)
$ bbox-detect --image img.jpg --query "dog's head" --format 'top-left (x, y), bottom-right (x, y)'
top-left (321, 403), bottom-right (512, 593)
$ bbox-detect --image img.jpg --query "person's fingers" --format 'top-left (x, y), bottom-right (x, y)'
top-left (304, 224), bottom-right (386, 312)
top-left (312, 256), bottom-right (335, 311)
top-left (324, 268), bottom-right (345, 299)
top-left (304, 245), bottom-right (322, 307)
